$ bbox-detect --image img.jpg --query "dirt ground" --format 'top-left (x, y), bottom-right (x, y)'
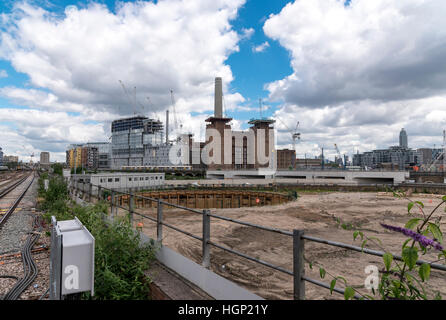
top-left (131, 191), bottom-right (446, 300)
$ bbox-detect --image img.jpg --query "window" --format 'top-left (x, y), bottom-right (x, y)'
top-left (145, 177), bottom-right (149, 180)
top-left (129, 177), bottom-right (132, 181)
top-left (115, 178), bottom-right (120, 182)
top-left (108, 178), bottom-right (113, 182)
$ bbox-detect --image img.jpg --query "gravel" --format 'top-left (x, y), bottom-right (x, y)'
top-left (0, 175), bottom-right (51, 300)
top-left (0, 211), bottom-right (34, 255)
top-left (0, 176), bottom-right (37, 255)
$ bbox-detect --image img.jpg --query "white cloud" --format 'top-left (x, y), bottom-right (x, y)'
top-left (264, 0), bottom-right (446, 106)
top-left (0, 0), bottom-right (247, 161)
top-left (264, 0), bottom-right (446, 158)
top-left (240, 27), bottom-right (254, 40)
top-left (0, 69), bottom-right (7, 78)
top-left (252, 41), bottom-right (269, 53)
top-left (273, 96), bottom-right (446, 159)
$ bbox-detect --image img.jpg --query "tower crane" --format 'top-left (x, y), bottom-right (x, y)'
top-left (334, 143), bottom-right (344, 168)
top-left (277, 118), bottom-right (301, 152)
top-left (118, 80), bottom-right (136, 115)
top-left (427, 129), bottom-right (446, 172)
top-left (169, 89), bottom-right (183, 141)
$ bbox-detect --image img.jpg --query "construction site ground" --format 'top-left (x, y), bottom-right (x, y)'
top-left (128, 190), bottom-right (446, 300)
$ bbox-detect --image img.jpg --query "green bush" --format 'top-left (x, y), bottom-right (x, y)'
top-left (51, 163), bottom-right (63, 176)
top-left (38, 175), bottom-right (156, 300)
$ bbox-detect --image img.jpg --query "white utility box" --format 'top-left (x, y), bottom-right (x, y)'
top-left (50, 216), bottom-right (95, 299)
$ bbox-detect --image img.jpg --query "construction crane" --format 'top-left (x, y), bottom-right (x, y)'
top-left (334, 143), bottom-right (345, 169)
top-left (118, 80), bottom-right (135, 115)
top-left (169, 89), bottom-right (183, 140)
top-left (21, 145), bottom-right (34, 164)
top-left (277, 117), bottom-right (301, 152)
top-left (427, 129), bottom-right (446, 172)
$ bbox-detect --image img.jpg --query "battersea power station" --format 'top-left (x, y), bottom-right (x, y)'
top-left (202, 77), bottom-right (276, 173)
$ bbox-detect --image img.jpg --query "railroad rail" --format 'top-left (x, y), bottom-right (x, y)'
top-left (0, 173), bottom-right (35, 229)
top-left (1, 215), bottom-right (43, 300)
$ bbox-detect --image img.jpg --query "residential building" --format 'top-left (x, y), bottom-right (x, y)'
top-left (40, 152), bottom-right (50, 164)
top-left (3, 155), bottom-right (18, 163)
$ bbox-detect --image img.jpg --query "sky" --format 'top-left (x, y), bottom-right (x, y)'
top-left (0, 0), bottom-right (446, 163)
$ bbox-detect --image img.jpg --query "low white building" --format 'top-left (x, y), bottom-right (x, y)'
top-left (71, 172), bottom-right (165, 193)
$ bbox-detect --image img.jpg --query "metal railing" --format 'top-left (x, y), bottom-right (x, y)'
top-left (70, 180), bottom-right (446, 300)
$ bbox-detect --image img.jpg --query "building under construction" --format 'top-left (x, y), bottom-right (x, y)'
top-left (111, 116), bottom-right (167, 169)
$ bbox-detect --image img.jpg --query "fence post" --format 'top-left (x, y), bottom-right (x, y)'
top-left (98, 185), bottom-right (102, 201)
top-left (293, 229), bottom-right (305, 300)
top-left (110, 190), bottom-right (115, 219)
top-left (88, 183), bottom-right (92, 202)
top-left (202, 209), bottom-right (210, 268)
top-left (129, 193), bottom-right (134, 226)
top-left (157, 198), bottom-right (163, 243)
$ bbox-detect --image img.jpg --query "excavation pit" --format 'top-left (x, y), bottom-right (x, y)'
top-left (116, 189), bottom-right (293, 209)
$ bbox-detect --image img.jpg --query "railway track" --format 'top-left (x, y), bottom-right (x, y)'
top-left (0, 171), bottom-right (44, 300)
top-left (0, 173), bottom-right (35, 229)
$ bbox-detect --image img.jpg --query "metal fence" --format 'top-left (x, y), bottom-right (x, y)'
top-left (70, 180), bottom-right (446, 300)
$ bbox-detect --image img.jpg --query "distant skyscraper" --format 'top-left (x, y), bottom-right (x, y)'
top-left (40, 151), bottom-right (50, 164)
top-left (399, 128), bottom-right (408, 149)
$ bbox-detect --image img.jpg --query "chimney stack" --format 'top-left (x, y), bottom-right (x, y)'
top-left (214, 77), bottom-right (223, 118)
top-left (166, 110), bottom-right (169, 143)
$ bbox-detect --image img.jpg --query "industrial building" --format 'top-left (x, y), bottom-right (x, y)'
top-left (276, 149), bottom-right (296, 169)
top-left (71, 172), bottom-right (165, 193)
top-left (204, 77), bottom-right (275, 171)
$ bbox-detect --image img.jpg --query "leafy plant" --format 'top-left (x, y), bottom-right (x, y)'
top-left (308, 189), bottom-right (446, 300)
top-left (38, 175), bottom-right (157, 300)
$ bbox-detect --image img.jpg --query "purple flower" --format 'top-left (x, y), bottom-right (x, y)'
top-left (380, 223), bottom-right (444, 252)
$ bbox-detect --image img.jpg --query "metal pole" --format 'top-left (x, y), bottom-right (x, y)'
top-left (129, 193), bottom-right (134, 226)
top-left (202, 209), bottom-right (211, 268)
top-left (110, 190), bottom-right (115, 219)
top-left (157, 198), bottom-right (163, 243)
top-left (293, 229), bottom-right (305, 300)
top-left (88, 182), bottom-right (92, 202)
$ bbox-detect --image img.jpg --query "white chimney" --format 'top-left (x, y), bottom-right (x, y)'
top-left (214, 77), bottom-right (223, 118)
